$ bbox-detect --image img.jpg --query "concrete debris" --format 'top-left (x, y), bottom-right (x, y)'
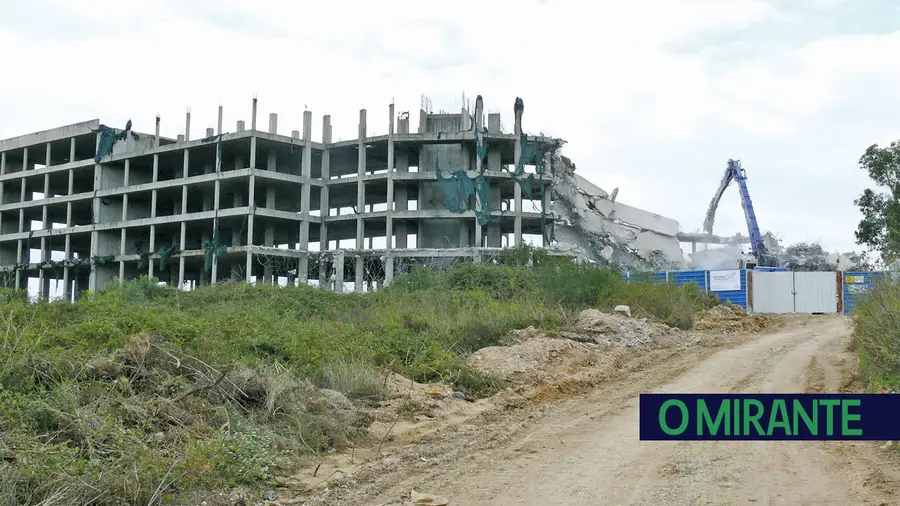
top-left (690, 245), bottom-right (749, 270)
top-left (549, 154), bottom-right (688, 270)
top-left (689, 239), bottom-right (873, 271)
top-left (613, 304), bottom-right (632, 318)
top-left (410, 490), bottom-right (450, 505)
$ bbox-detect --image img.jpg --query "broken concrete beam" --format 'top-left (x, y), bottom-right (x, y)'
top-left (591, 199), bottom-right (680, 238)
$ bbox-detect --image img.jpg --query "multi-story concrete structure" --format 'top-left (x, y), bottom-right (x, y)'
top-left (0, 95), bottom-right (560, 300)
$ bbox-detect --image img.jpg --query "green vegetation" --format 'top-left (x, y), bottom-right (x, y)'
top-left (854, 141), bottom-right (900, 263)
top-left (850, 276), bottom-right (900, 391)
top-left (0, 251), bottom-right (717, 505)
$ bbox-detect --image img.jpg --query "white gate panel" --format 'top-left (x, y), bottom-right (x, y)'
top-left (793, 272), bottom-right (837, 314)
top-left (752, 272), bottom-right (795, 313)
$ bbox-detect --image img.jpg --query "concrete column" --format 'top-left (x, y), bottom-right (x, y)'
top-left (211, 141), bottom-right (222, 284)
top-left (13, 147), bottom-right (27, 291)
top-left (333, 250), bottom-right (344, 293)
top-left (513, 98), bottom-right (524, 247)
top-left (263, 150), bottom-right (276, 284)
top-left (355, 109), bottom-right (366, 292)
top-left (269, 113), bottom-right (277, 134)
top-left (385, 103), bottom-right (395, 285)
top-left (298, 110), bottom-right (312, 284)
top-left (217, 105), bottom-right (224, 135)
top-left (38, 143), bottom-right (51, 300)
top-left (318, 115), bottom-right (331, 287)
top-left (263, 149), bottom-right (277, 285)
top-left (118, 159), bottom-right (130, 285)
top-left (237, 121), bottom-right (245, 133)
top-left (251, 97), bottom-right (258, 131)
top-left (185, 109), bottom-right (191, 142)
top-left (356, 109), bottom-right (366, 248)
top-left (149, 154), bottom-right (158, 279)
top-left (246, 137), bottom-right (257, 282)
top-left (179, 149), bottom-right (189, 288)
top-left (474, 96), bottom-right (484, 247)
top-left (88, 140), bottom-right (100, 292)
top-left (63, 138), bottom-right (74, 300)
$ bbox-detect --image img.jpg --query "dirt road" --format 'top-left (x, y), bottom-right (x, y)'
top-left (301, 314), bottom-right (900, 505)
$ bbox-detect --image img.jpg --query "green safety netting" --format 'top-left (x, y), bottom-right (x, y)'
top-left (137, 252), bottom-right (152, 270)
top-left (202, 226), bottom-right (228, 272)
top-left (434, 157), bottom-right (500, 227)
top-left (158, 245), bottom-right (180, 270)
top-left (510, 133), bottom-right (564, 244)
top-left (92, 255), bottom-right (115, 265)
top-left (92, 125), bottom-right (127, 162)
top-left (435, 165), bottom-right (475, 212)
top-left (66, 258), bottom-right (91, 268)
top-left (39, 260), bottom-right (65, 279)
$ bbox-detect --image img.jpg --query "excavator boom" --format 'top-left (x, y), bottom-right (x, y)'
top-left (703, 159), bottom-right (777, 267)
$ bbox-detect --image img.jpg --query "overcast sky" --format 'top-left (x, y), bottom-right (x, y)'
top-left (2, 0), bottom-right (898, 255)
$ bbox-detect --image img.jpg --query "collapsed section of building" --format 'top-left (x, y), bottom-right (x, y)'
top-left (549, 155), bottom-right (688, 270)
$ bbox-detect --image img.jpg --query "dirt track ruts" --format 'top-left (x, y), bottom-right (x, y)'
top-left (304, 315), bottom-right (900, 505)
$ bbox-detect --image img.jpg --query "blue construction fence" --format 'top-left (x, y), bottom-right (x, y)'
top-left (623, 268), bottom-right (759, 309)
top-left (841, 271), bottom-right (898, 314)
top-left (623, 269), bottom-right (895, 315)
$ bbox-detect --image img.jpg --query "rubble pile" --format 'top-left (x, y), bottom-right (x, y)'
top-left (549, 155), bottom-right (687, 270)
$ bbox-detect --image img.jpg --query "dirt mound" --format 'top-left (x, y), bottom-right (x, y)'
top-left (693, 303), bottom-right (773, 332)
top-left (467, 310), bottom-right (676, 382)
top-left (467, 334), bottom-right (596, 382)
top-left (570, 309), bottom-right (673, 347)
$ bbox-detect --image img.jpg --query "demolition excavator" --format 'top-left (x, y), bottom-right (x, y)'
top-left (703, 159), bottom-right (778, 268)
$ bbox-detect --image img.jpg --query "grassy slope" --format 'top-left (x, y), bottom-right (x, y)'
top-left (0, 251), bottom-right (718, 505)
top-left (850, 276), bottom-right (900, 391)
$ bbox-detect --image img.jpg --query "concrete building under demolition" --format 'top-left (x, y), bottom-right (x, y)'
top-left (0, 95), bottom-right (564, 300)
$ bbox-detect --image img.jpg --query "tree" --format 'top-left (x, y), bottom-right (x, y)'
top-left (855, 142), bottom-right (900, 263)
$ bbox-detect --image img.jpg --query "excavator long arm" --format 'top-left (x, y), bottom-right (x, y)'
top-left (702, 166), bottom-right (735, 235)
top-left (703, 159), bottom-right (778, 267)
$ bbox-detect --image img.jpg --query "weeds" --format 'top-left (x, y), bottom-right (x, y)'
top-left (851, 276), bottom-right (900, 391)
top-left (0, 252), bottom-right (716, 504)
